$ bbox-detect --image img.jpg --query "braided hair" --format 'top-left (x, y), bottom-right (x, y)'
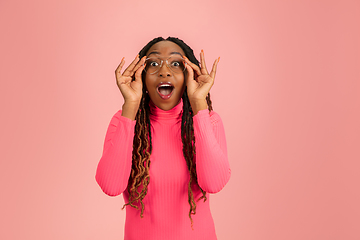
top-left (122, 37), bottom-right (213, 228)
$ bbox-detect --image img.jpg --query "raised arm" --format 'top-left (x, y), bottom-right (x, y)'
top-left (96, 54), bottom-right (146, 196)
top-left (95, 110), bottom-right (136, 196)
top-left (183, 50), bottom-right (230, 193)
top-left (193, 110), bottom-right (231, 193)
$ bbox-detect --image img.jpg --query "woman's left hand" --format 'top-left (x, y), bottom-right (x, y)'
top-left (184, 50), bottom-right (219, 114)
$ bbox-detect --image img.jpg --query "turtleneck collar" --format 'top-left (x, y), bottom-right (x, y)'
top-left (149, 99), bottom-right (183, 122)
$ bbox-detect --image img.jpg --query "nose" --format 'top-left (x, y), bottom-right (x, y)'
top-left (158, 61), bottom-right (171, 77)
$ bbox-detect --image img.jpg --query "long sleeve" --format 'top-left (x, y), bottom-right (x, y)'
top-left (193, 109), bottom-right (231, 193)
top-left (95, 110), bottom-right (136, 196)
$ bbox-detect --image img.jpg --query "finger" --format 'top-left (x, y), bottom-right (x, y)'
top-left (200, 50), bottom-right (208, 75)
top-left (115, 57), bottom-right (125, 75)
top-left (131, 56), bottom-right (147, 75)
top-left (183, 56), bottom-right (201, 76)
top-left (123, 54), bottom-right (140, 76)
top-left (209, 57), bottom-right (220, 80)
top-left (134, 60), bottom-right (146, 83)
top-left (185, 64), bottom-right (194, 85)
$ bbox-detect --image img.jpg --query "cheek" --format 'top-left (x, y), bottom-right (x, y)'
top-left (144, 75), bottom-right (154, 91)
top-left (177, 75), bottom-right (186, 95)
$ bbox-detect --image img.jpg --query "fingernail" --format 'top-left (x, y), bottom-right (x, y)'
top-left (218, 57), bottom-right (220, 62)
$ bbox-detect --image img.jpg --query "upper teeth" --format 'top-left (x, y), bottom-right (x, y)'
top-left (159, 84), bottom-right (172, 87)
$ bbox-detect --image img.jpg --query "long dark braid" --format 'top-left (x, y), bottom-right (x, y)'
top-left (122, 87), bottom-right (152, 217)
top-left (123, 37), bottom-right (213, 228)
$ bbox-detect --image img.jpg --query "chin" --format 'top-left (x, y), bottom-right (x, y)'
top-left (157, 101), bottom-right (180, 111)
top-left (151, 96), bottom-right (182, 111)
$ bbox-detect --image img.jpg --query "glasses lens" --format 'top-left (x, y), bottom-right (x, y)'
top-left (167, 56), bottom-right (186, 73)
top-left (145, 58), bottom-right (162, 74)
top-left (144, 56), bottom-right (186, 74)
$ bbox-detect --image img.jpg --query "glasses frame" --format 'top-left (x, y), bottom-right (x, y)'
top-left (143, 56), bottom-right (187, 75)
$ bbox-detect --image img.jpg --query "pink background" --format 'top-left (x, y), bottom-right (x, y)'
top-left (1, 0), bottom-right (359, 239)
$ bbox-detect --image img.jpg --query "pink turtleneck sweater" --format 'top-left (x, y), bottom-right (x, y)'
top-left (95, 100), bottom-right (231, 240)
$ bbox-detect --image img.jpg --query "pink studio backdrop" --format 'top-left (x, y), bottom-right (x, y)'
top-left (1, 0), bottom-right (359, 239)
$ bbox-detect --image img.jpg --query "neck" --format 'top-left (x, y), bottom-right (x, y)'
top-left (149, 99), bottom-right (183, 122)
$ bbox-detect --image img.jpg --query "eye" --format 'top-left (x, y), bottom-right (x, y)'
top-left (171, 61), bottom-right (181, 67)
top-left (150, 61), bottom-right (159, 67)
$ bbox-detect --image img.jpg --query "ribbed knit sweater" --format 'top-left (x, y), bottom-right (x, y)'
top-left (95, 100), bottom-right (231, 240)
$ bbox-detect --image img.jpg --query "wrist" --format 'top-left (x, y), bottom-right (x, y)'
top-left (189, 99), bottom-right (207, 115)
top-left (121, 101), bottom-right (140, 121)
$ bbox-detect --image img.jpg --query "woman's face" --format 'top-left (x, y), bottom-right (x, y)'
top-left (144, 41), bottom-right (186, 111)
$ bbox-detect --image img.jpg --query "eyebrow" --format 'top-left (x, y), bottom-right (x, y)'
top-left (147, 51), bottom-right (183, 57)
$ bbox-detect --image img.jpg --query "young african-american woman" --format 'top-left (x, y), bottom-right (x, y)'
top-left (95, 36), bottom-right (231, 240)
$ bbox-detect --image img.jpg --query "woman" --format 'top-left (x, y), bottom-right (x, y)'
top-left (95, 37), bottom-right (231, 240)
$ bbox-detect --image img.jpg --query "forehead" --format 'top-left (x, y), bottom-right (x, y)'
top-left (146, 41), bottom-right (185, 57)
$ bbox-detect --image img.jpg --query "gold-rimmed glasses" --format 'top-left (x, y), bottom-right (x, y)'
top-left (144, 56), bottom-right (186, 74)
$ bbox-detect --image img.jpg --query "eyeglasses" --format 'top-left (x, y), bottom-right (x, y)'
top-left (144, 56), bottom-right (187, 74)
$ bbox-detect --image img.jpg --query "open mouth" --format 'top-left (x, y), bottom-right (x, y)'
top-left (157, 82), bottom-right (174, 99)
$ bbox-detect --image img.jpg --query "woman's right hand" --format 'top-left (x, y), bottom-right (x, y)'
top-left (115, 55), bottom-right (146, 104)
top-left (115, 55), bottom-right (146, 120)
